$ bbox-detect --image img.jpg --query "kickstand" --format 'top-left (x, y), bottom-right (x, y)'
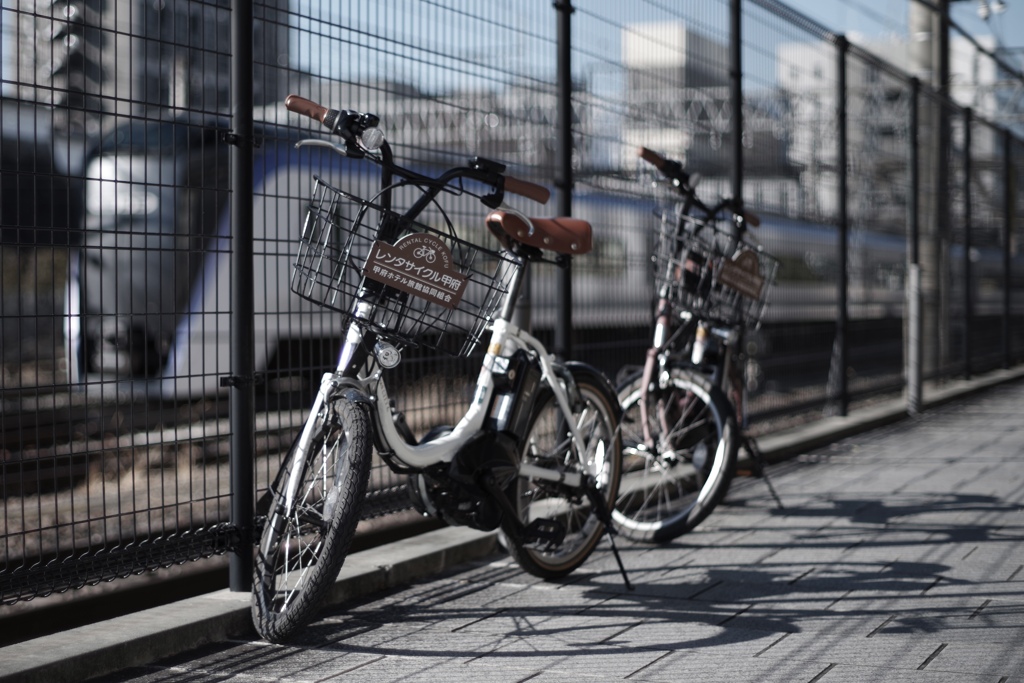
top-left (743, 435), bottom-right (784, 510)
top-left (604, 524), bottom-right (633, 591)
top-left (585, 475), bottom-right (633, 591)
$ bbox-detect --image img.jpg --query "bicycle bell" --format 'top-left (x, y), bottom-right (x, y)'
top-left (360, 127), bottom-right (385, 151)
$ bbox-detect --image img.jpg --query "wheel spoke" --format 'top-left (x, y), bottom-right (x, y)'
top-left (612, 370), bottom-right (736, 541)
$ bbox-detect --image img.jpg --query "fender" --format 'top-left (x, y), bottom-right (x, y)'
top-left (257, 382), bottom-right (371, 518)
top-left (562, 361), bottom-right (623, 420)
top-left (328, 377), bottom-right (373, 406)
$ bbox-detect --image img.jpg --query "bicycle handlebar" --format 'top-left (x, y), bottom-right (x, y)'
top-left (637, 146), bottom-right (760, 229)
top-left (286, 94), bottom-right (548, 206)
top-left (504, 176), bottom-right (551, 205)
top-left (284, 94), bottom-right (328, 122)
top-left (638, 147), bottom-right (691, 188)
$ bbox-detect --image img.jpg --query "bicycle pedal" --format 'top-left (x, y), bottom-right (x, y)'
top-left (521, 518), bottom-right (566, 549)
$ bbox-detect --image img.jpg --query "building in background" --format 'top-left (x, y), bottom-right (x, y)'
top-left (5, 0), bottom-right (289, 137)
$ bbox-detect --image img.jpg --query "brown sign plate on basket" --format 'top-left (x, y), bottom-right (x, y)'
top-left (363, 233), bottom-right (467, 310)
top-left (717, 249), bottom-right (764, 300)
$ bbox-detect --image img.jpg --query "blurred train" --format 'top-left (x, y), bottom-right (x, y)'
top-left (65, 117), bottom-right (1024, 399)
top-left (497, 190), bottom-right (1024, 336)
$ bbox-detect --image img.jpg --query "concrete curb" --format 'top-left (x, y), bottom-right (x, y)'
top-left (747, 366), bottom-right (1024, 465)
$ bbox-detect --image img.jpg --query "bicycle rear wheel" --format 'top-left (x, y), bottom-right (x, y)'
top-left (506, 370), bottom-right (622, 579)
top-left (612, 368), bottom-right (737, 542)
top-left (251, 398), bottom-right (372, 642)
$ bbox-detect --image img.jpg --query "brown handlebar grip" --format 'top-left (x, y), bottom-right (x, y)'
top-left (638, 146), bottom-right (668, 172)
top-left (504, 176), bottom-right (551, 205)
top-left (285, 95), bottom-right (329, 123)
top-left (741, 209), bottom-right (761, 228)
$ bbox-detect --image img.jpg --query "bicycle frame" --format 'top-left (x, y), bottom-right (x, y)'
top-left (289, 131), bottom-right (597, 486)
top-left (635, 188), bottom-right (762, 446)
top-left (305, 313), bottom-right (586, 492)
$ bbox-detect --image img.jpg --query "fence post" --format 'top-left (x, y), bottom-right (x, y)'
top-left (962, 108), bottom-right (972, 379)
top-left (228, 0), bottom-right (255, 592)
top-left (730, 0), bottom-right (742, 206)
top-left (554, 0), bottom-right (574, 359)
top-left (1003, 129), bottom-right (1012, 369)
top-left (907, 77), bottom-right (922, 415)
top-left (827, 34), bottom-right (850, 417)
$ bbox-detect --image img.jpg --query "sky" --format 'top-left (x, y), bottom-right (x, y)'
top-left (784, 0), bottom-right (1024, 70)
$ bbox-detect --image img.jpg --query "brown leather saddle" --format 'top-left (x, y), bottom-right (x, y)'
top-left (486, 210), bottom-right (592, 256)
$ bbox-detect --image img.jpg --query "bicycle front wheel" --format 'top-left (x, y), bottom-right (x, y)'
top-left (506, 370), bottom-right (622, 579)
top-left (613, 368), bottom-right (737, 542)
top-left (251, 398), bottom-right (372, 643)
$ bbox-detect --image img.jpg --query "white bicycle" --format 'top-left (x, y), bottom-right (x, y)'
top-left (251, 95), bottom-right (626, 642)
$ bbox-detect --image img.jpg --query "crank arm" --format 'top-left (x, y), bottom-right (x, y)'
top-left (518, 462), bottom-right (582, 488)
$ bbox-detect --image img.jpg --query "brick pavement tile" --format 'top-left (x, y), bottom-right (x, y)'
top-left (934, 558), bottom-right (1024, 584)
top-left (826, 593), bottom-right (981, 616)
top-left (321, 653), bottom-right (536, 683)
top-left (91, 668), bottom-right (237, 682)
top-left (858, 598), bottom-right (1024, 636)
top-left (326, 624), bottom-right (547, 659)
top-left (815, 662), bottom-right (1002, 682)
top-left (101, 641), bottom-right (385, 682)
top-left (437, 608), bottom-right (645, 643)
top-left (646, 543), bottom-right (782, 570)
top-left (276, 618), bottom-right (428, 651)
top-left (694, 576), bottom-right (849, 607)
top-left (925, 578), bottom-right (1024, 599)
top-left (621, 650), bottom-right (834, 683)
top-left (954, 534), bottom-right (1024, 557)
top-left (717, 599), bottom-right (869, 634)
top-left (338, 585), bottom-right (514, 622)
top-left (924, 641), bottom-right (1024, 678)
top-left (600, 618), bottom-right (783, 655)
top-left (741, 610), bottom-right (895, 641)
top-left (293, 617), bottom-right (436, 650)
top-left (573, 596), bottom-right (731, 627)
top-left (335, 565), bottom-right (524, 615)
top-left (757, 542), bottom-right (869, 567)
top-left (472, 642), bottom-right (674, 681)
top-left (693, 567), bottom-right (939, 606)
top-left (338, 641), bottom-right (671, 682)
top-left (752, 630), bottom-right (944, 670)
top-left (835, 535), bottom-right (960, 566)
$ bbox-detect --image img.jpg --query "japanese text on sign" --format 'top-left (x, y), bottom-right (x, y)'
top-left (363, 233), bottom-right (467, 310)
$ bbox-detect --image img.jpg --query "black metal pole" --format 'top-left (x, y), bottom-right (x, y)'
top-left (936, 1), bottom-right (952, 380)
top-left (962, 108), bottom-right (972, 379)
top-left (907, 77), bottom-right (922, 415)
top-left (835, 35), bottom-right (849, 416)
top-left (1003, 129), bottom-right (1013, 369)
top-left (730, 0), bottom-right (743, 207)
top-left (229, 0), bottom-right (255, 592)
top-left (554, 0), bottom-right (573, 360)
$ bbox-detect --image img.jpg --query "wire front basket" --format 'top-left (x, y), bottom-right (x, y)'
top-left (291, 176), bottom-right (520, 357)
top-left (653, 213), bottom-right (779, 330)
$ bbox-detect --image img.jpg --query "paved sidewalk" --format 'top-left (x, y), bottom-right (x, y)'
top-left (4, 373), bottom-right (1024, 682)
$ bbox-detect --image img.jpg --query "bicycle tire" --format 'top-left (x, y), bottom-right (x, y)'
top-left (251, 398), bottom-right (372, 642)
top-left (612, 368), bottom-right (737, 542)
top-left (505, 369), bottom-right (622, 579)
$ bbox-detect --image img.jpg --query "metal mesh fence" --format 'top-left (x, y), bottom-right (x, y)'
top-left (2, 0), bottom-right (1023, 605)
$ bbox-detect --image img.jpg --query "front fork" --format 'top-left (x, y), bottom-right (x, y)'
top-left (638, 298), bottom-right (674, 450)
